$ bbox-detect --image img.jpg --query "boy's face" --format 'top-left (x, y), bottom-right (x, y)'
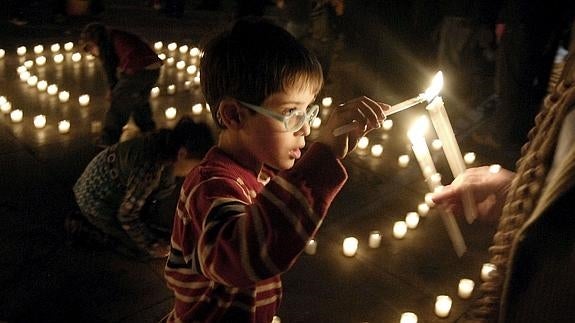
top-left (240, 87), bottom-right (316, 171)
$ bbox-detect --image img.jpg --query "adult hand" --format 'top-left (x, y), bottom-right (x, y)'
top-left (432, 166), bottom-right (515, 223)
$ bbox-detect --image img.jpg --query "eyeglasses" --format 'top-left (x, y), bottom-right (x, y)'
top-left (238, 100), bottom-right (319, 132)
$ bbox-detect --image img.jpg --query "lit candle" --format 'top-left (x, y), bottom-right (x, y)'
top-left (393, 221), bottom-right (407, 239)
top-left (64, 42), bottom-right (74, 51)
top-left (368, 231), bottom-right (382, 248)
top-left (489, 164), bottom-right (501, 174)
top-left (71, 52), bottom-right (82, 62)
top-left (357, 136), bottom-right (369, 149)
top-left (33, 44), bottom-right (44, 55)
top-left (184, 80), bottom-right (192, 89)
top-left (50, 43), bottom-right (60, 53)
top-left (342, 237), bottom-right (358, 257)
top-left (17, 66), bottom-right (27, 74)
top-left (35, 55), bottom-right (46, 66)
top-left (58, 91), bottom-right (70, 103)
top-left (154, 41), bottom-right (163, 51)
top-left (321, 96), bottom-right (333, 107)
top-left (27, 75), bottom-right (38, 87)
top-left (17, 46), bottom-right (27, 56)
top-left (58, 120), bottom-right (70, 134)
top-left (370, 144), bottom-right (383, 157)
top-left (458, 278), bottom-right (475, 299)
top-left (10, 109), bottom-right (23, 123)
top-left (311, 117), bottom-right (322, 129)
top-left (186, 64), bottom-right (197, 75)
top-left (434, 295), bottom-right (452, 318)
top-left (0, 49), bottom-right (5, 59)
top-left (425, 192), bottom-right (435, 207)
top-left (190, 47), bottom-right (200, 57)
top-left (166, 57), bottom-right (175, 66)
top-left (1, 101), bottom-right (12, 113)
top-left (47, 84), bottom-right (58, 95)
top-left (19, 71), bottom-right (30, 82)
top-left (179, 45), bottom-right (189, 54)
top-left (192, 103), bottom-right (203, 115)
top-left (481, 263), bottom-right (496, 281)
top-left (167, 84), bottom-right (176, 95)
top-left (78, 94), bottom-right (90, 106)
top-left (382, 119), bottom-right (393, 130)
top-left (400, 312), bottom-right (418, 323)
top-left (417, 203), bottom-right (429, 217)
top-left (193, 75), bottom-right (201, 85)
top-left (167, 42), bottom-right (177, 51)
top-left (304, 239), bottom-right (317, 255)
top-left (23, 60), bottom-right (34, 68)
top-left (165, 107), bottom-right (177, 119)
top-left (405, 212), bottom-right (420, 229)
top-left (37, 80), bottom-right (48, 91)
top-left (53, 53), bottom-right (64, 64)
top-left (398, 154), bottom-right (410, 168)
top-left (34, 115), bottom-right (47, 128)
top-left (158, 53), bottom-right (166, 61)
top-left (0, 96), bottom-right (6, 105)
top-left (408, 116), bottom-right (437, 189)
top-left (464, 152), bottom-right (476, 165)
top-left (150, 86), bottom-right (160, 98)
top-left (176, 60), bottom-right (186, 70)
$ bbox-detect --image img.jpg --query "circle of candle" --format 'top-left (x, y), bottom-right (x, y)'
top-left (71, 52), bottom-right (82, 62)
top-left (27, 75), bottom-right (38, 87)
top-left (458, 278), bottom-right (475, 299)
top-left (167, 42), bottom-right (177, 51)
top-left (37, 80), bottom-right (48, 91)
top-left (368, 230), bottom-right (382, 248)
top-left (186, 64), bottom-right (197, 75)
top-left (167, 84), bottom-right (176, 95)
top-left (481, 263), bottom-right (496, 281)
top-left (393, 221), bottom-right (407, 239)
top-left (417, 203), bottom-right (429, 217)
top-left (431, 139), bottom-right (443, 151)
top-left (357, 136), bottom-right (369, 149)
top-left (464, 152), bottom-right (476, 165)
top-left (35, 55), bottom-right (46, 66)
top-left (190, 47), bottom-right (200, 57)
top-left (434, 295), bottom-right (452, 318)
top-left (489, 164), bottom-right (501, 174)
top-left (47, 84), bottom-right (58, 95)
top-left (10, 109), bottom-right (23, 123)
top-left (1, 102), bottom-right (12, 113)
top-left (19, 71), bottom-right (30, 82)
top-left (192, 103), bottom-right (203, 115)
top-left (321, 96), bottom-right (333, 107)
top-left (17, 46), bottom-right (27, 56)
top-left (311, 117), bottom-right (322, 129)
top-left (165, 107), bottom-right (177, 119)
top-left (370, 144), bottom-right (383, 157)
top-left (176, 60), bottom-right (186, 70)
top-left (342, 237), bottom-right (358, 257)
top-left (58, 120), bottom-right (70, 134)
top-left (179, 45), bottom-right (189, 54)
top-left (150, 86), bottom-right (160, 98)
top-left (405, 212), bottom-right (420, 229)
top-left (166, 57), bottom-right (175, 66)
top-left (23, 60), bottom-right (34, 68)
top-left (50, 43), bottom-right (60, 53)
top-left (154, 41), bottom-right (163, 51)
top-left (64, 42), bottom-right (74, 51)
top-left (304, 239), bottom-right (317, 255)
top-left (0, 49), bottom-right (5, 59)
top-left (398, 154), bottom-right (410, 168)
top-left (400, 312), bottom-right (418, 323)
top-left (53, 53), bottom-right (64, 64)
top-left (79, 94), bottom-right (90, 106)
top-left (425, 192), bottom-right (435, 207)
top-left (382, 119), bottom-right (393, 130)
top-left (34, 115), bottom-right (47, 128)
top-left (58, 91), bottom-right (70, 103)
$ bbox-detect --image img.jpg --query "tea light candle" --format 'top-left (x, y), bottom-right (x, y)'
top-left (179, 45), bottom-right (189, 54)
top-left (431, 139), bottom-right (443, 151)
top-left (33, 44), bottom-right (44, 55)
top-left (321, 96), bottom-right (333, 107)
top-left (192, 103), bottom-right (203, 115)
top-left (0, 49), bottom-right (5, 59)
top-left (382, 119), bottom-right (393, 130)
top-left (405, 212), bottom-right (420, 229)
top-left (53, 53), bottom-right (64, 64)
top-left (166, 57), bottom-right (175, 66)
top-left (71, 52), bottom-right (82, 62)
top-left (158, 53), bottom-right (166, 60)
top-left (357, 136), bottom-right (369, 149)
top-left (184, 80), bottom-right (192, 89)
top-left (64, 42), bottom-right (74, 51)
top-left (193, 75), bottom-right (201, 85)
top-left (167, 42), bottom-right (177, 51)
top-left (154, 41), bottom-right (163, 51)
top-left (17, 46), bottom-right (27, 56)
top-left (393, 221), bottom-right (407, 239)
top-left (489, 164), bottom-right (501, 174)
top-left (400, 312), bottom-right (418, 323)
top-left (150, 86), bottom-right (160, 98)
top-left (311, 117), bottom-right (322, 129)
top-left (190, 47), bottom-right (200, 57)
top-left (434, 295), bottom-right (452, 318)
top-left (23, 60), bottom-right (34, 68)
top-left (50, 43), bottom-right (60, 53)
top-left (304, 239), bottom-right (317, 255)
top-left (79, 94), bottom-right (90, 106)
top-left (481, 263), bottom-right (496, 281)
top-left (34, 115), bottom-right (47, 128)
top-left (398, 154), bottom-right (410, 167)
top-left (26, 75), bottom-right (38, 87)
top-left (165, 107), bottom-right (177, 119)
top-left (35, 55), bottom-right (46, 66)
top-left (417, 203), bottom-right (429, 217)
top-left (10, 109), bottom-right (23, 123)
top-left (58, 120), bottom-right (70, 134)
top-left (464, 152), bottom-right (476, 165)
top-left (342, 237), bottom-right (358, 257)
top-left (458, 278), bottom-right (475, 299)
top-left (186, 65), bottom-right (197, 75)
top-left (370, 144), bottom-right (383, 157)
top-left (176, 60), bottom-right (186, 70)
top-left (47, 84), bottom-right (58, 95)
top-left (425, 192), bottom-right (435, 207)
top-left (0, 96), bottom-right (6, 106)
top-left (19, 71), bottom-right (30, 82)
top-left (167, 84), bottom-right (176, 95)
top-left (58, 91), bottom-right (70, 103)
top-left (368, 231), bottom-right (382, 248)
top-left (1, 101), bottom-right (12, 113)
top-left (37, 80), bottom-right (48, 91)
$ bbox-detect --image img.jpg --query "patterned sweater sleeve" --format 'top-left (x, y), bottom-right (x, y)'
top-left (177, 143), bottom-right (347, 287)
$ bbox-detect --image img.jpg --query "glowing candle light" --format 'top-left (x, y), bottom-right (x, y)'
top-left (342, 237), bottom-right (358, 257)
top-left (311, 117), bottom-right (322, 129)
top-left (192, 103), bottom-right (203, 115)
top-left (34, 114), bottom-right (47, 128)
top-left (17, 46), bottom-right (27, 56)
top-left (17, 66), bottom-right (27, 74)
top-left (50, 43), bottom-right (60, 53)
top-left (431, 139), bottom-right (443, 151)
top-left (0, 49), bottom-right (5, 59)
top-left (184, 80), bottom-right (192, 89)
top-left (398, 154), bottom-right (410, 168)
top-left (23, 60), bottom-right (34, 68)
top-left (425, 192), bottom-right (435, 207)
top-left (368, 230), bottom-right (382, 248)
top-left (481, 263), bottom-right (496, 281)
top-left (405, 212), bottom-right (420, 229)
top-left (186, 64), bottom-right (197, 75)
top-left (193, 75), bottom-right (201, 85)
top-left (167, 42), bottom-right (177, 51)
top-left (53, 53), bottom-right (64, 64)
top-left (190, 47), bottom-right (200, 57)
top-left (37, 80), bottom-right (48, 91)
top-left (321, 96), bottom-right (333, 107)
top-left (382, 119), bottom-right (393, 130)
top-left (400, 312), bottom-right (418, 323)
top-left (154, 41), bottom-right (163, 51)
top-left (434, 295), bottom-right (452, 318)
top-left (27, 75), bottom-right (38, 87)
top-left (71, 52), bottom-right (82, 62)
top-left (417, 203), bottom-right (429, 217)
top-left (1, 101), bottom-right (12, 113)
top-left (10, 109), bottom-right (23, 123)
top-left (64, 42), bottom-right (74, 51)
top-left (458, 278), bottom-right (475, 299)
top-left (393, 221), bottom-right (407, 239)
top-left (489, 164), bottom-right (501, 174)
top-left (19, 71), bottom-right (30, 82)
top-left (158, 53), bottom-right (166, 60)
top-left (304, 239), bottom-right (317, 255)
top-left (371, 144), bottom-right (383, 157)
top-left (176, 60), bottom-right (186, 70)
top-left (165, 107), bottom-right (177, 119)
top-left (58, 120), bottom-right (70, 134)
top-left (464, 152), bottom-right (476, 165)
top-left (35, 55), bottom-right (46, 66)
top-left (179, 45), bottom-right (189, 54)
top-left (357, 136), bottom-right (369, 149)
top-left (79, 94), bottom-right (90, 106)
top-left (58, 91), bottom-right (70, 103)
top-left (46, 84), bottom-right (58, 95)
top-left (166, 57), bottom-right (175, 66)
top-left (33, 45), bottom-right (44, 55)
top-left (0, 96), bottom-right (6, 106)
top-left (150, 86), bottom-right (160, 98)
top-left (167, 84), bottom-right (176, 95)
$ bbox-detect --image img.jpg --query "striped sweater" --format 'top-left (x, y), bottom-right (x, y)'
top-left (164, 143), bottom-right (347, 322)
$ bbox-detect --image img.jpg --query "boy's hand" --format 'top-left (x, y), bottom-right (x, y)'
top-left (316, 96), bottom-right (388, 159)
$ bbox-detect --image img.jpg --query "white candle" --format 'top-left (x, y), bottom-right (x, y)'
top-left (158, 53), bottom-right (166, 61)
top-left (398, 154), bottom-right (410, 168)
top-left (34, 115), bottom-right (46, 128)
top-left (166, 57), bottom-right (175, 66)
top-left (464, 152), bottom-right (476, 165)
top-left (311, 117), bottom-right (322, 129)
top-left (193, 75), bottom-right (201, 85)
top-left (27, 75), bottom-right (38, 87)
top-left (17, 46), bottom-right (27, 56)
top-left (19, 71), bottom-right (30, 82)
top-left (167, 42), bottom-right (177, 51)
top-left (47, 84), bottom-right (58, 95)
top-left (434, 295), bottom-right (452, 318)
top-left (1, 101), bottom-right (12, 113)
top-left (53, 53), bottom-right (64, 64)
top-left (23, 60), bottom-right (34, 68)
top-left (425, 192), bottom-right (435, 207)
top-left (165, 107), bottom-right (177, 119)
top-left (370, 144), bottom-right (383, 157)
top-left (417, 203), bottom-right (429, 217)
top-left (382, 119), bottom-right (393, 130)
top-left (405, 212), bottom-right (420, 229)
top-left (368, 231), bottom-right (382, 248)
top-left (35, 56), bottom-right (46, 66)
top-left (0, 96), bottom-right (6, 105)
top-left (58, 120), bottom-right (70, 134)
top-left (190, 47), bottom-right (200, 57)
top-left (393, 221), bottom-right (407, 239)
top-left (64, 42), bottom-right (74, 51)
top-left (50, 43), bottom-right (60, 53)
top-left (408, 116), bottom-right (437, 191)
top-left (167, 84), bottom-right (176, 95)
top-left (71, 52), bottom-right (82, 62)
top-left (458, 278), bottom-right (475, 299)
top-left (176, 60), bottom-right (186, 70)
top-left (184, 80), bottom-right (192, 89)
top-left (186, 64), bottom-right (197, 75)
top-left (481, 263), bottom-right (496, 281)
top-left (321, 96), bottom-right (333, 107)
top-left (400, 312), bottom-right (418, 323)
top-left (58, 91), bottom-right (70, 103)
top-left (192, 103), bottom-right (203, 115)
top-left (154, 41), bottom-right (163, 51)
top-left (78, 94), bottom-right (90, 106)
top-left (0, 49), bottom-right (5, 59)
top-left (342, 237), bottom-right (358, 257)
top-left (37, 80), bottom-right (48, 91)
top-left (33, 44), bottom-right (44, 55)
top-left (10, 109), bottom-right (23, 123)
top-left (304, 239), bottom-right (317, 255)
top-left (17, 66), bottom-right (27, 74)
top-left (150, 86), bottom-right (160, 98)
top-left (357, 136), bottom-right (369, 149)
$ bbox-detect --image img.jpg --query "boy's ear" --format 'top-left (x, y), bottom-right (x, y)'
top-left (218, 99), bottom-right (245, 130)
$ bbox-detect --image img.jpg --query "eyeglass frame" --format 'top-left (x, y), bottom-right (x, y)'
top-left (237, 100), bottom-right (319, 132)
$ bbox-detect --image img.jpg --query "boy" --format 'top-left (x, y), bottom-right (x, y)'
top-left (164, 18), bottom-right (388, 322)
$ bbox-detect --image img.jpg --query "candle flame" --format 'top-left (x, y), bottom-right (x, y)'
top-left (407, 115), bottom-right (430, 140)
top-left (422, 71), bottom-right (443, 102)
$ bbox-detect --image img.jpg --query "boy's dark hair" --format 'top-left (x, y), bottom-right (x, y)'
top-left (79, 22), bottom-right (119, 87)
top-left (199, 17), bottom-right (324, 128)
top-left (159, 116), bottom-right (215, 161)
